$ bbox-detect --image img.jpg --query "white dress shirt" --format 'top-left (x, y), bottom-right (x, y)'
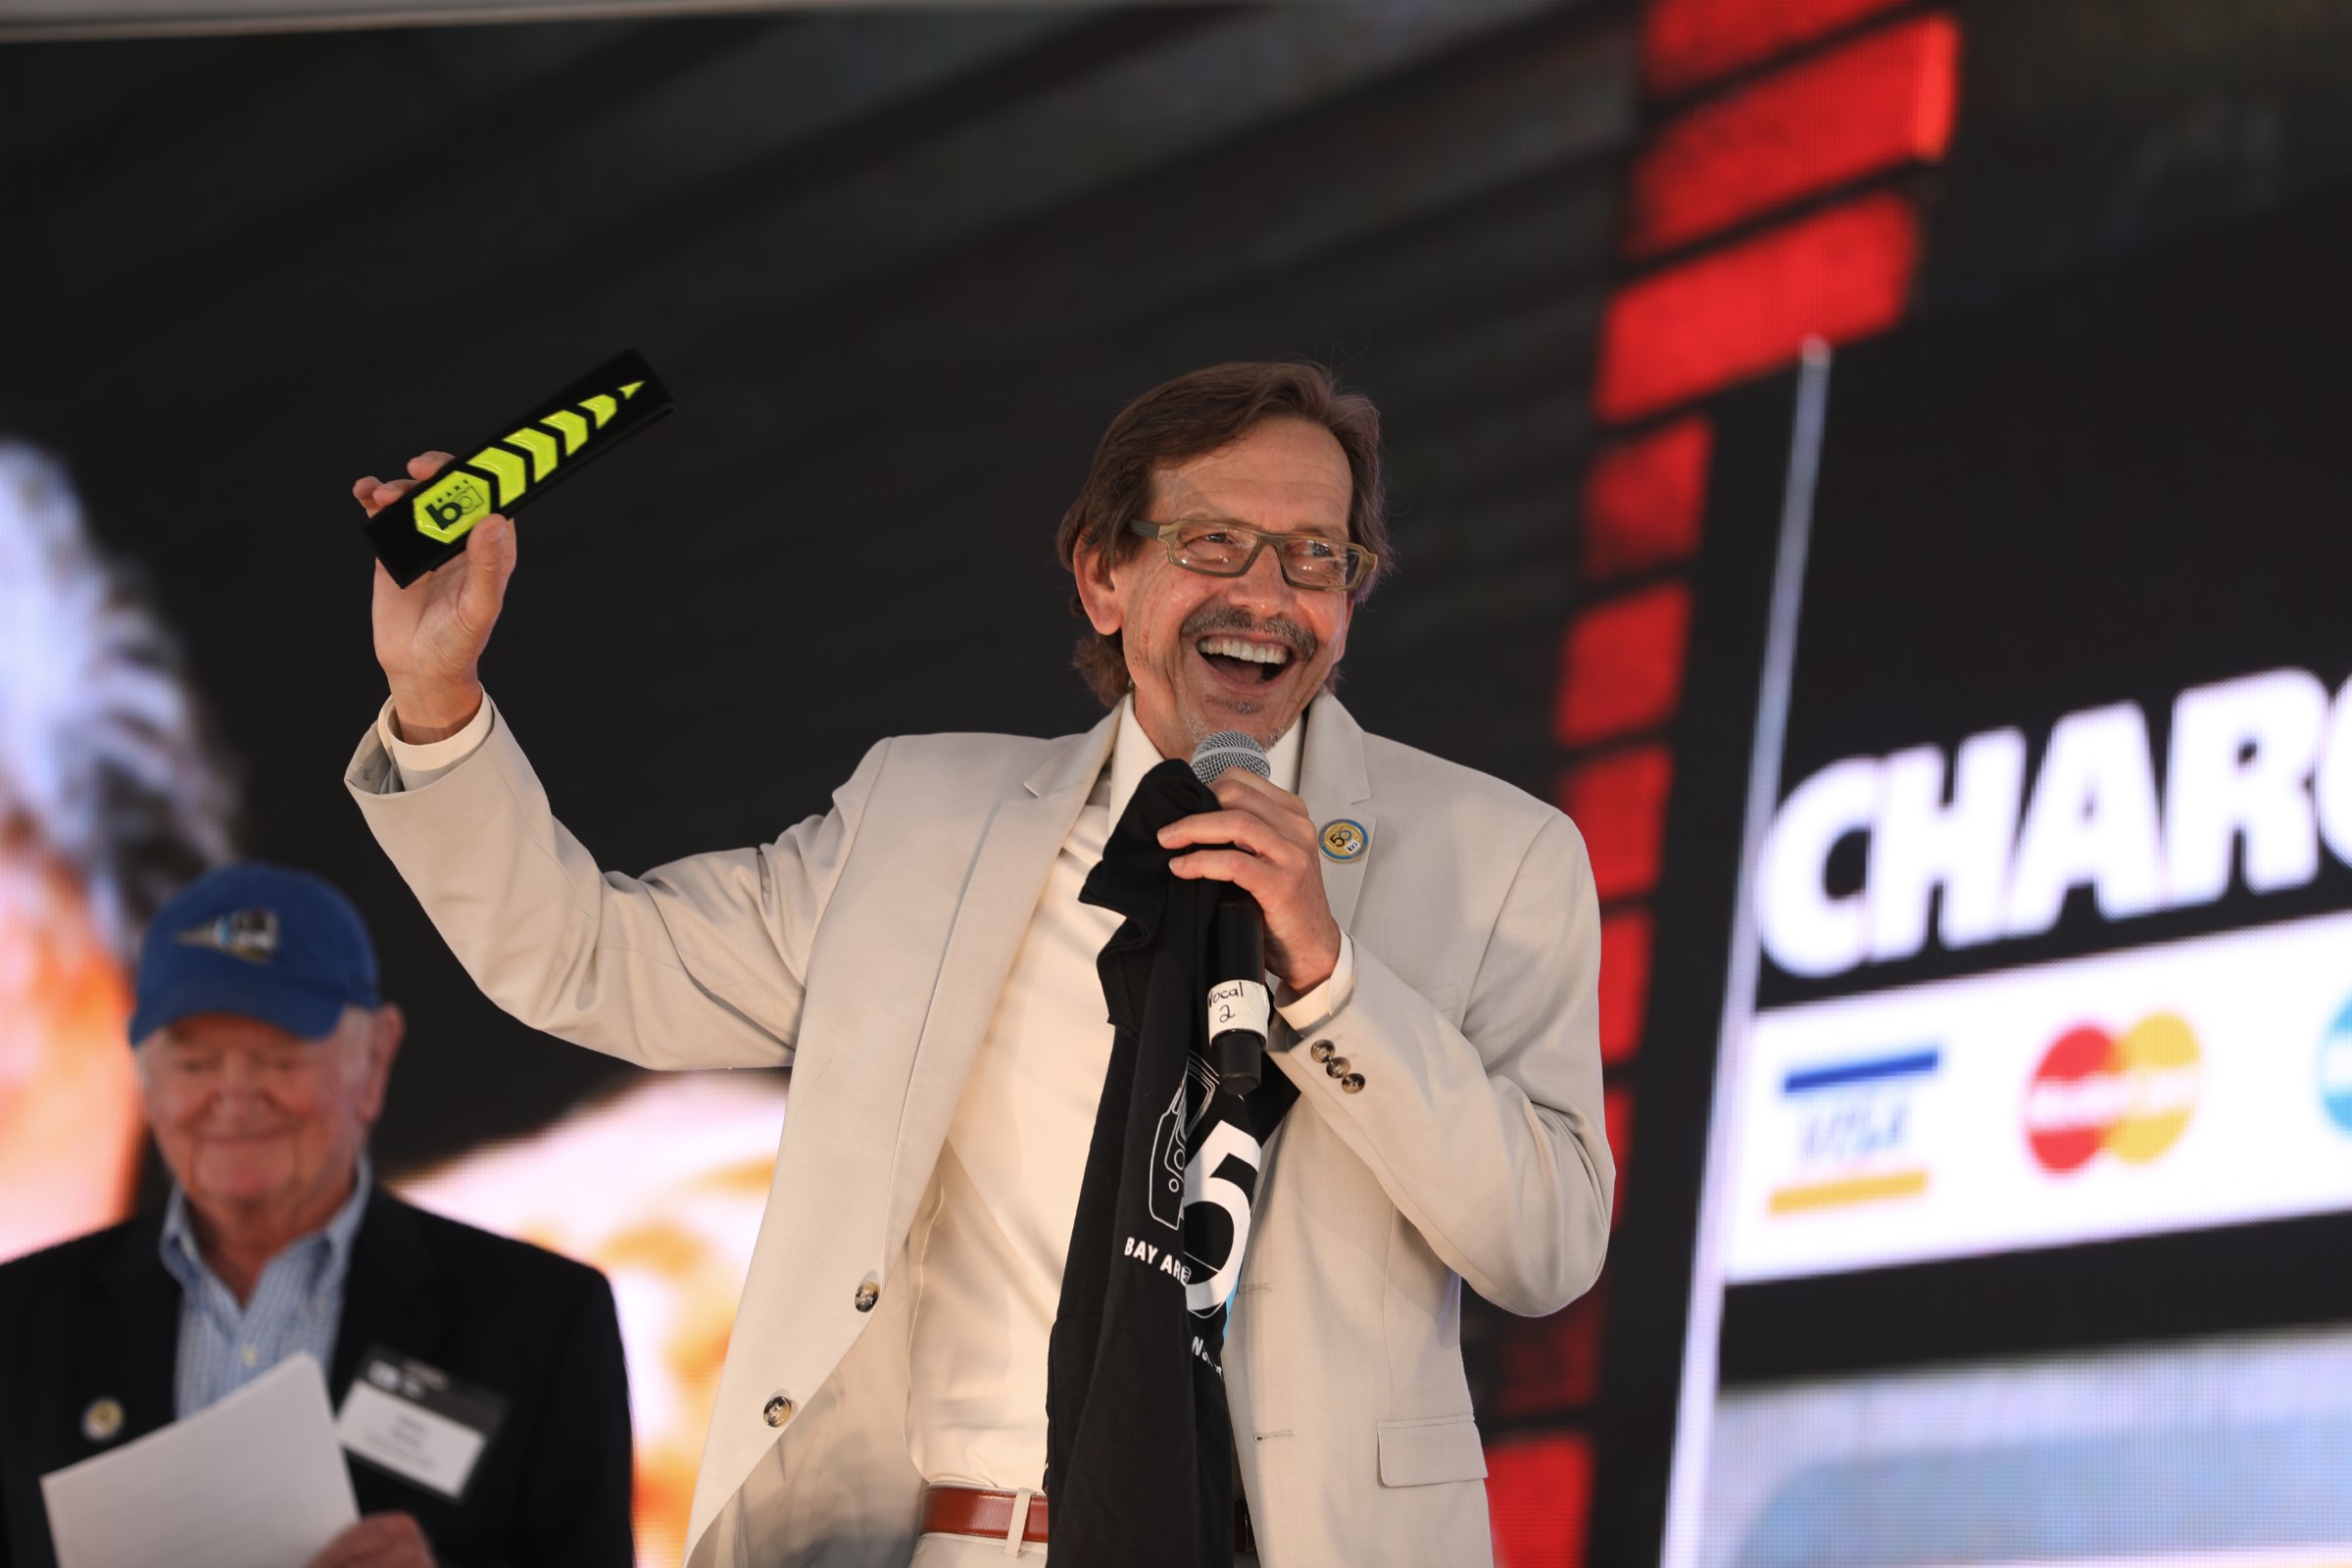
top-left (375, 694), bottom-right (1352, 1492)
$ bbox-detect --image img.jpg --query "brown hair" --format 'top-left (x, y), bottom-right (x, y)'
top-left (1056, 361), bottom-right (1391, 707)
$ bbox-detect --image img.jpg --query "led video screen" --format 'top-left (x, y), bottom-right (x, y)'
top-left (1665, 184), bottom-right (2352, 1567)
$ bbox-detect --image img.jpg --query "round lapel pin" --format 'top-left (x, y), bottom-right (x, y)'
top-left (81, 1396), bottom-right (124, 1444)
top-left (1319, 818), bottom-right (1368, 863)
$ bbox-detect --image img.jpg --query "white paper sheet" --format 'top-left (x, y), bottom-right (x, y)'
top-left (41, 1352), bottom-right (360, 1568)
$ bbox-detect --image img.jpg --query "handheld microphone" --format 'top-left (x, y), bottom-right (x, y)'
top-left (1191, 731), bottom-right (1271, 1094)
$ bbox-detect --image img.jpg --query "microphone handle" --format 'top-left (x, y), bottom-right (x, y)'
top-left (1207, 887), bottom-right (1268, 1094)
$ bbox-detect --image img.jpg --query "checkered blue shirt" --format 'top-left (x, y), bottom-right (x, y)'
top-left (159, 1156), bottom-right (372, 1418)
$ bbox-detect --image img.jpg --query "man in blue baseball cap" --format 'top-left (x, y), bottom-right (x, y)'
top-left (129, 863), bottom-right (397, 1327)
top-left (0, 862), bottom-right (637, 1568)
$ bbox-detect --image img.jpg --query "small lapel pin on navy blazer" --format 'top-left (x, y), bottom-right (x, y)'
top-left (0, 863), bottom-right (635, 1568)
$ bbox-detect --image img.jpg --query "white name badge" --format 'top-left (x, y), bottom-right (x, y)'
top-left (335, 1348), bottom-right (506, 1502)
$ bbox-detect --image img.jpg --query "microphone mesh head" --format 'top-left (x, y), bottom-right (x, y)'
top-left (1191, 730), bottom-right (1270, 786)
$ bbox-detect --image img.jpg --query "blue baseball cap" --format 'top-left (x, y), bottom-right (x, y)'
top-left (129, 862), bottom-right (380, 1046)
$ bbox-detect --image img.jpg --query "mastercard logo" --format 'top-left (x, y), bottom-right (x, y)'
top-left (2023, 1013), bottom-right (2201, 1174)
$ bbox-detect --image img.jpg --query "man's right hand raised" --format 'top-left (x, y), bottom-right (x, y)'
top-left (354, 451), bottom-right (517, 744)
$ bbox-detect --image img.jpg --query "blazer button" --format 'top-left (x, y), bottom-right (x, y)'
top-left (854, 1280), bottom-right (880, 1312)
top-left (762, 1394), bottom-right (794, 1428)
top-left (1324, 1056), bottom-right (1350, 1077)
top-left (1309, 1040), bottom-right (1336, 1063)
top-left (1341, 1072), bottom-right (1366, 1094)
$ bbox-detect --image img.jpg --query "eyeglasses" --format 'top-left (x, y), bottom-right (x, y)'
top-left (1127, 518), bottom-right (1377, 592)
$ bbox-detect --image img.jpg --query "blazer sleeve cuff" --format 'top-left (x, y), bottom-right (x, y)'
top-left (364, 693), bottom-right (497, 793)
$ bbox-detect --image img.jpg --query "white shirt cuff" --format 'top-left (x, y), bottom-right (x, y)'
top-left (375, 694), bottom-right (494, 791)
top-left (1276, 933), bottom-right (1354, 1033)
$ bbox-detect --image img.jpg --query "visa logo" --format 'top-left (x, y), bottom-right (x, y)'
top-left (1768, 1047), bottom-right (1937, 1215)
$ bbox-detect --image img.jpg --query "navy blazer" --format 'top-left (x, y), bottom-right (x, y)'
top-left (0, 1186), bottom-right (633, 1568)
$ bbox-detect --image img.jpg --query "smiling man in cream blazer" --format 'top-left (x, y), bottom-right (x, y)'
top-left (345, 363), bottom-right (1613, 1568)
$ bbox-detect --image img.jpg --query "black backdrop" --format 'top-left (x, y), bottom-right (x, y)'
top-left (0, 0), bottom-right (1635, 1169)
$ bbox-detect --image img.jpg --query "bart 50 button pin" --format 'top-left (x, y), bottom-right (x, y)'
top-left (81, 1396), bottom-right (124, 1443)
top-left (1318, 819), bottom-right (1368, 863)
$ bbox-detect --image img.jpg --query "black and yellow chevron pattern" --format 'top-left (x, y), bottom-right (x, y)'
top-left (363, 349), bottom-right (674, 587)
top-left (410, 378), bottom-right (648, 544)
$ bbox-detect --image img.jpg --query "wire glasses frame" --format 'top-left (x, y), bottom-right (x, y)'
top-left (1126, 518), bottom-right (1378, 591)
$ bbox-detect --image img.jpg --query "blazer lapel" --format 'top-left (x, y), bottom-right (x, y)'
top-left (80, 1212), bottom-right (181, 1446)
top-left (882, 710), bottom-right (1119, 1250)
top-left (1298, 692), bottom-right (1377, 939)
top-left (329, 1189), bottom-right (449, 1400)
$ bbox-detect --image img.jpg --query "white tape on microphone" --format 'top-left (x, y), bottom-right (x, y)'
top-left (1206, 977), bottom-right (1271, 1040)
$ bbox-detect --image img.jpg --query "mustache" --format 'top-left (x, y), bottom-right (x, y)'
top-left (1180, 605), bottom-right (1318, 663)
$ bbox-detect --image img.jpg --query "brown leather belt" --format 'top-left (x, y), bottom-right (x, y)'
top-left (918, 1486), bottom-right (1257, 1553)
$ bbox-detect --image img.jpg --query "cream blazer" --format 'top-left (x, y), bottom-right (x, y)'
top-left (346, 692), bottom-right (1613, 1568)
